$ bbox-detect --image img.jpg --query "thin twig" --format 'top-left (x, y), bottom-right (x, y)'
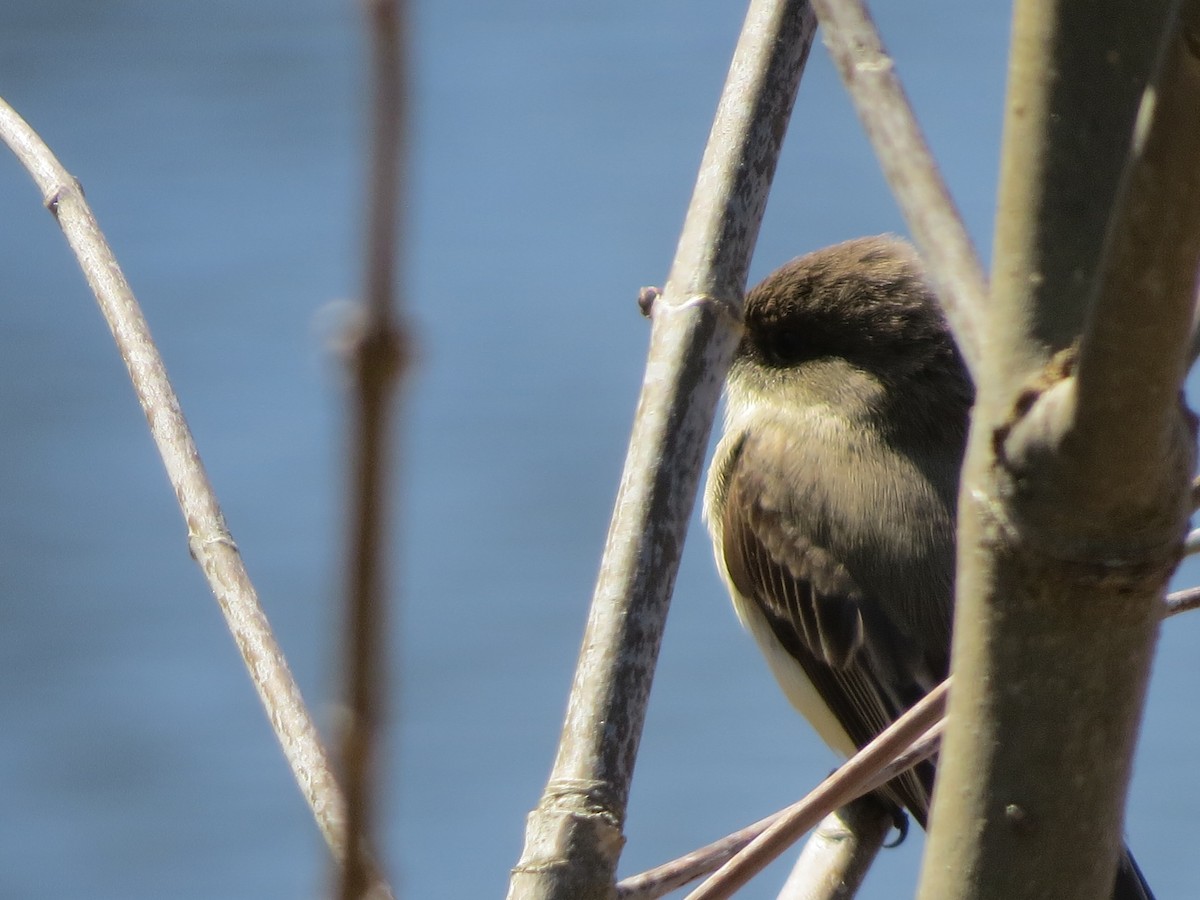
top-left (0, 95), bottom-right (394, 893)
top-left (685, 684), bottom-right (947, 900)
top-left (615, 810), bottom-right (787, 899)
top-left (616, 683), bottom-right (945, 900)
top-left (507, 3), bottom-right (817, 898)
top-left (1165, 585), bottom-right (1200, 617)
top-left (617, 560), bottom-right (1200, 900)
top-left (809, 0), bottom-right (988, 379)
top-left (336, 0), bottom-right (410, 898)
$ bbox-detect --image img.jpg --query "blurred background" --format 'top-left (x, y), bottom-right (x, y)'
top-left (1, 1), bottom-right (1197, 897)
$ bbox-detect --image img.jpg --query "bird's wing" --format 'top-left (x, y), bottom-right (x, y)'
top-left (717, 427), bottom-right (935, 822)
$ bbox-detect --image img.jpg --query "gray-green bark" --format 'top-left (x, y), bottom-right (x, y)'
top-left (918, 3), bottom-right (1200, 898)
top-left (506, 3), bottom-right (817, 898)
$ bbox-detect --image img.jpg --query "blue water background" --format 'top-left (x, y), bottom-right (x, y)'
top-left (2, 2), bottom-right (1198, 897)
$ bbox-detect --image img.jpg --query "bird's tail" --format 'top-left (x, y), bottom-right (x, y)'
top-left (1114, 844), bottom-right (1155, 900)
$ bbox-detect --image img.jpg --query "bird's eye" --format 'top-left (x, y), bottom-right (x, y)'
top-left (763, 330), bottom-right (812, 365)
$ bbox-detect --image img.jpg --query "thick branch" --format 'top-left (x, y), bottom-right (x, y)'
top-left (507, 3), bottom-right (816, 898)
top-left (920, 3), bottom-right (1191, 899)
top-left (984, 1), bottom-right (1178, 383)
top-left (1069, 0), bottom-right (1200, 505)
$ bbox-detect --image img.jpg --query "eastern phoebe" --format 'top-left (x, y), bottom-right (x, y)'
top-left (703, 235), bottom-right (1152, 899)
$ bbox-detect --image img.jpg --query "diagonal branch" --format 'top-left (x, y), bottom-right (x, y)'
top-left (684, 683), bottom-right (946, 900)
top-left (506, 3), bottom-right (817, 898)
top-left (0, 95), bottom-right (393, 899)
top-left (776, 797), bottom-right (891, 900)
top-left (615, 681), bottom-right (944, 900)
top-left (1069, 0), bottom-right (1200, 506)
top-left (810, 0), bottom-right (988, 378)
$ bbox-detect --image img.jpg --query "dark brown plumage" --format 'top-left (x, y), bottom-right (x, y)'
top-left (704, 235), bottom-right (1152, 898)
top-left (706, 234), bottom-right (968, 825)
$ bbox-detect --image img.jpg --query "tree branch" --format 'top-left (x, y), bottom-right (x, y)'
top-left (1069, 0), bottom-right (1200, 509)
top-left (0, 96), bottom-right (393, 896)
top-left (684, 683), bottom-right (945, 900)
top-left (776, 796), bottom-right (891, 900)
top-left (809, 0), bottom-right (988, 379)
top-left (920, 3), bottom-right (1194, 898)
top-left (507, 3), bottom-right (817, 898)
top-left (335, 0), bottom-right (410, 897)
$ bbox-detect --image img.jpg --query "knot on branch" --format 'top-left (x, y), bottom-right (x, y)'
top-left (990, 346), bottom-right (1079, 472)
top-left (186, 519), bottom-right (238, 562)
top-left (982, 345), bottom-right (1193, 587)
top-left (509, 778), bottom-right (626, 897)
top-left (339, 304), bottom-right (413, 391)
top-left (542, 777), bottom-right (625, 834)
top-left (638, 287), bottom-right (743, 329)
top-left (636, 286), bottom-right (661, 319)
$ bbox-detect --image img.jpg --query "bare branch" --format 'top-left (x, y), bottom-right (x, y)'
top-left (1183, 528), bottom-right (1200, 556)
top-left (616, 809), bottom-right (789, 900)
top-left (335, 0), bottom-right (411, 897)
top-left (809, 0), bottom-right (988, 379)
top-left (1069, 0), bottom-right (1200, 505)
top-left (776, 796), bottom-right (891, 900)
top-left (922, 2), bottom-right (1190, 898)
top-left (616, 711), bottom-right (942, 900)
top-left (1165, 584), bottom-right (1200, 617)
top-left (508, 3), bottom-right (817, 898)
top-left (684, 681), bottom-right (945, 900)
top-left (0, 95), bottom-right (393, 894)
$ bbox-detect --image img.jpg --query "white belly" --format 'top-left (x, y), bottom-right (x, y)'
top-left (730, 584), bottom-right (858, 759)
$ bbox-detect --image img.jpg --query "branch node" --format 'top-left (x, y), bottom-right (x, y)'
top-left (653, 291), bottom-right (743, 331)
top-left (542, 777), bottom-right (625, 829)
top-left (990, 346), bottom-right (1078, 469)
top-left (43, 175), bottom-right (84, 218)
top-left (187, 525), bottom-right (238, 562)
top-left (637, 286), bottom-right (661, 319)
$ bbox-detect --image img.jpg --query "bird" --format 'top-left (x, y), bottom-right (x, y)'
top-left (702, 234), bottom-right (1152, 899)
